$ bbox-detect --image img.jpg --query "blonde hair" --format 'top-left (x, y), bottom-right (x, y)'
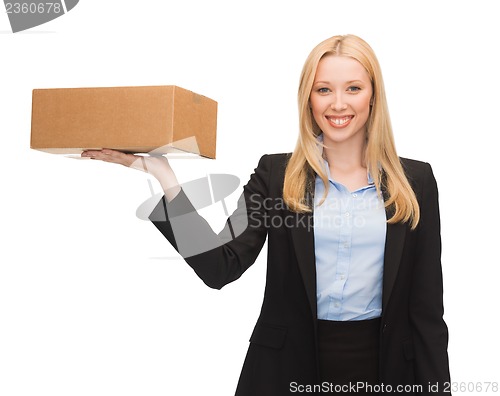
top-left (283, 34), bottom-right (420, 229)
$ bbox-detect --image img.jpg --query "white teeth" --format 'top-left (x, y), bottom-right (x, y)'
top-left (330, 116), bottom-right (351, 125)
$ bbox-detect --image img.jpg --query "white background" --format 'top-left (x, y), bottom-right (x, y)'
top-left (1, 1), bottom-right (498, 395)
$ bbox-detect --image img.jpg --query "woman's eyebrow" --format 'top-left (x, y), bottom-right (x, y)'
top-left (313, 80), bottom-right (331, 85)
top-left (313, 79), bottom-right (366, 85)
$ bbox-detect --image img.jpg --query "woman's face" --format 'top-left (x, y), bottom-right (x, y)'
top-left (310, 55), bottom-right (373, 148)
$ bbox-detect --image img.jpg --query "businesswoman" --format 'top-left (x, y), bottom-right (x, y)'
top-left (83, 34), bottom-right (451, 395)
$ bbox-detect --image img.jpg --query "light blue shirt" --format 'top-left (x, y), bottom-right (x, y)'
top-left (314, 159), bottom-right (386, 321)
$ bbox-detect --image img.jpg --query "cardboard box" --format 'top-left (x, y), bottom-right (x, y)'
top-left (30, 85), bottom-right (217, 158)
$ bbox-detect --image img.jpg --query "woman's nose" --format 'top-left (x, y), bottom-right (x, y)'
top-left (330, 94), bottom-right (347, 111)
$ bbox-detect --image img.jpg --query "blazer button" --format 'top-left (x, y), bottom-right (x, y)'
top-left (382, 323), bottom-right (389, 333)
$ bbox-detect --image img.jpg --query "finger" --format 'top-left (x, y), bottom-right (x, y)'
top-left (100, 151), bottom-right (151, 173)
top-left (100, 149), bottom-right (138, 166)
top-left (81, 150), bottom-right (102, 158)
top-left (81, 149), bottom-right (137, 166)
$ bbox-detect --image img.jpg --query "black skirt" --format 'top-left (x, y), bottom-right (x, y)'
top-left (317, 318), bottom-right (381, 394)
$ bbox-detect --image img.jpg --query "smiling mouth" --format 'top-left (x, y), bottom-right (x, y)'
top-left (326, 115), bottom-right (354, 127)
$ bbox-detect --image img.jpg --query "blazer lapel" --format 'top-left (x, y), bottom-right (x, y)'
top-left (382, 219), bottom-right (406, 311)
top-left (381, 186), bottom-right (407, 311)
top-left (290, 210), bottom-right (317, 322)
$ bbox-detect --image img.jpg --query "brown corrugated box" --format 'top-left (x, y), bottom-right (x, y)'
top-left (30, 85), bottom-right (217, 158)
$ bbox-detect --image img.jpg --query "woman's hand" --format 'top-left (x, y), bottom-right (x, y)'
top-left (81, 149), bottom-right (181, 202)
top-left (82, 149), bottom-right (165, 177)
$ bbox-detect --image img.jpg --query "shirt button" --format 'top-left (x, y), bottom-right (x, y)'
top-left (352, 193), bottom-right (358, 198)
top-left (340, 275), bottom-right (345, 280)
top-left (334, 302), bottom-right (340, 308)
top-left (343, 243), bottom-right (349, 248)
top-left (345, 212), bottom-right (350, 217)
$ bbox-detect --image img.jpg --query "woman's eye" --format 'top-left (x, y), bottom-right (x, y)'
top-left (347, 86), bottom-right (361, 92)
top-left (317, 87), bottom-right (330, 93)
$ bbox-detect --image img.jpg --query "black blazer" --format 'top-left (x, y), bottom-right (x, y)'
top-left (150, 153), bottom-right (451, 395)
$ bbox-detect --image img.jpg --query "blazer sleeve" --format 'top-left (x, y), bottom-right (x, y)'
top-left (148, 154), bottom-right (273, 290)
top-left (409, 163), bottom-right (451, 393)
